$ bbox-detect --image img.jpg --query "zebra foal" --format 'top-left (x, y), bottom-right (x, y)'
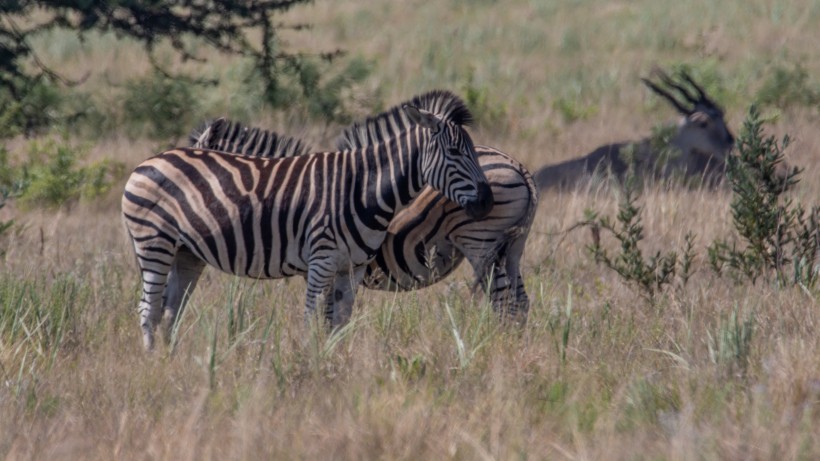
top-left (191, 117), bottom-right (537, 321)
top-left (122, 90), bottom-right (493, 350)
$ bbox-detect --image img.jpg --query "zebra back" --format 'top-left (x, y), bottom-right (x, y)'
top-left (188, 117), bottom-right (313, 158)
top-left (335, 90), bottom-right (474, 151)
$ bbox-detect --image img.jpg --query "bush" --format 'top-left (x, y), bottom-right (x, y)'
top-left (16, 138), bottom-right (124, 208)
top-left (300, 56), bottom-right (373, 124)
top-left (0, 145), bottom-right (25, 254)
top-left (583, 174), bottom-right (696, 299)
top-left (240, 54), bottom-right (373, 124)
top-left (462, 69), bottom-right (508, 130)
top-left (553, 96), bottom-right (597, 123)
top-left (2, 0), bottom-right (319, 139)
top-left (708, 105), bottom-right (818, 286)
top-left (122, 71), bottom-right (200, 140)
top-left (0, 77), bottom-right (64, 138)
top-left (0, 76), bottom-right (123, 142)
top-left (582, 105), bottom-right (819, 294)
top-left (755, 62), bottom-right (820, 110)
top-left (0, 180), bottom-right (18, 251)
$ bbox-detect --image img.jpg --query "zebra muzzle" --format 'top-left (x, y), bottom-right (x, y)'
top-left (463, 181), bottom-right (494, 220)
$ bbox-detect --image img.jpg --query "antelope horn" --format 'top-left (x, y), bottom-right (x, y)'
top-left (678, 71), bottom-right (721, 109)
top-left (655, 69), bottom-right (702, 107)
top-left (641, 75), bottom-right (693, 115)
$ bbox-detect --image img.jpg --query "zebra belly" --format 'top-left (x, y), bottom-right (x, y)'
top-left (174, 224), bottom-right (307, 279)
top-left (173, 202), bottom-right (381, 280)
top-left (364, 234), bottom-right (465, 291)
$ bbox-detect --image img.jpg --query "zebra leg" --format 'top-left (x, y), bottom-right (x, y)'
top-left (305, 260), bottom-right (337, 329)
top-left (487, 267), bottom-right (529, 324)
top-left (478, 262), bottom-right (515, 314)
top-left (502, 234), bottom-right (530, 324)
top-left (161, 247), bottom-right (206, 345)
top-left (507, 273), bottom-right (530, 324)
top-left (481, 265), bottom-right (527, 325)
top-left (466, 251), bottom-right (523, 323)
top-left (135, 251), bottom-right (174, 352)
top-left (463, 248), bottom-right (509, 309)
top-left (462, 232), bottom-right (530, 324)
top-left (331, 267), bottom-right (366, 328)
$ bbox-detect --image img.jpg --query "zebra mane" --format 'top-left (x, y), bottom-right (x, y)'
top-left (335, 90), bottom-right (474, 151)
top-left (188, 117), bottom-right (313, 159)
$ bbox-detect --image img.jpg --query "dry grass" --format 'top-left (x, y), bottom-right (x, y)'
top-left (1, 0), bottom-right (819, 459)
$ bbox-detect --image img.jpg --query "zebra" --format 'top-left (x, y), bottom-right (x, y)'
top-left (190, 117), bottom-right (538, 321)
top-left (121, 90), bottom-right (494, 350)
top-left (533, 69), bottom-right (736, 191)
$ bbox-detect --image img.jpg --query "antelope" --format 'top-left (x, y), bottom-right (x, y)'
top-left (534, 69), bottom-right (736, 191)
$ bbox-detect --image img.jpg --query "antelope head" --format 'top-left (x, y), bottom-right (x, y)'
top-left (642, 69), bottom-right (735, 163)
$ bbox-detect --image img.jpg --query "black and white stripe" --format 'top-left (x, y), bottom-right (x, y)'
top-left (122, 90), bottom-right (493, 350)
top-left (192, 118), bottom-right (536, 321)
top-left (188, 117), bottom-right (311, 158)
top-left (337, 119), bottom-right (536, 321)
top-left (364, 147), bottom-right (536, 320)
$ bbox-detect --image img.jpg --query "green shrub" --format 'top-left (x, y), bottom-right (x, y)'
top-left (553, 96), bottom-right (598, 123)
top-left (301, 56), bottom-right (372, 124)
top-left (60, 90), bottom-right (122, 140)
top-left (0, 144), bottom-right (18, 190)
top-left (17, 138), bottom-right (124, 208)
top-left (0, 77), bottom-right (64, 138)
top-left (582, 106), bottom-right (819, 294)
top-left (0, 188), bottom-right (16, 250)
top-left (755, 62), bottom-right (820, 109)
top-left (708, 105), bottom-right (817, 287)
top-left (583, 174), bottom-right (696, 299)
top-left (462, 69), bottom-right (508, 130)
top-left (122, 71), bottom-right (200, 140)
top-left (0, 77), bottom-right (122, 141)
top-left (240, 54), bottom-right (373, 124)
top-left (0, 145), bottom-right (25, 251)
top-left (707, 306), bottom-right (754, 378)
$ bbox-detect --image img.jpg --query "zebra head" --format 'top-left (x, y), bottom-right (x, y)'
top-left (403, 103), bottom-right (494, 220)
top-left (641, 69), bottom-right (735, 162)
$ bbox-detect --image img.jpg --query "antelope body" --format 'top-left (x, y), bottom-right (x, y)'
top-left (534, 70), bottom-right (736, 191)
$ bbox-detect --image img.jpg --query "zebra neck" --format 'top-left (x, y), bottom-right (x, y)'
top-left (354, 129), bottom-right (427, 230)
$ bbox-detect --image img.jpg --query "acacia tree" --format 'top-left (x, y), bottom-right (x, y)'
top-left (0, 0), bottom-right (336, 135)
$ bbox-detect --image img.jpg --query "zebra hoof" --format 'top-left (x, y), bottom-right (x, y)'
top-left (142, 325), bottom-right (156, 352)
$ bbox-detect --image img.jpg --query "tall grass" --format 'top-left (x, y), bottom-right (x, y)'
top-left (0, 0), bottom-right (818, 459)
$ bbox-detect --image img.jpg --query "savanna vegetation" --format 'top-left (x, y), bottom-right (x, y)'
top-left (0, 0), bottom-right (818, 459)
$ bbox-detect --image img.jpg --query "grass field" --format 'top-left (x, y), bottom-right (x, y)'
top-left (1, 0), bottom-right (819, 459)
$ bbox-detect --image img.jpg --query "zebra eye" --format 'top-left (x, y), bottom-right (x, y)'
top-left (448, 147), bottom-right (461, 156)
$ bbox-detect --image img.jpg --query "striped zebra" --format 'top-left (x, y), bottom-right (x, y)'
top-left (191, 117), bottom-right (537, 321)
top-left (122, 90), bottom-right (493, 350)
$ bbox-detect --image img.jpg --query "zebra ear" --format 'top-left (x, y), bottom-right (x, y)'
top-left (211, 117), bottom-right (229, 139)
top-left (403, 105), bottom-right (442, 133)
top-left (212, 117), bottom-right (227, 129)
top-left (197, 117), bottom-right (227, 148)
